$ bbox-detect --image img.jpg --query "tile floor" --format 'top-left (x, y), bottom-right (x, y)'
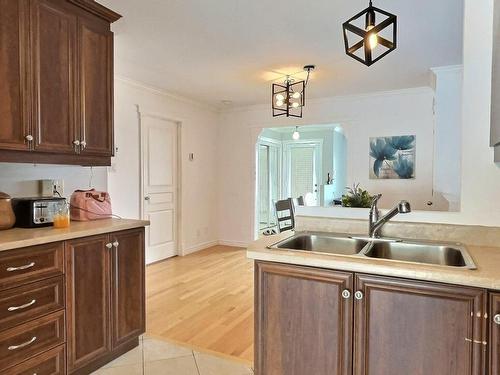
top-left (91, 336), bottom-right (254, 375)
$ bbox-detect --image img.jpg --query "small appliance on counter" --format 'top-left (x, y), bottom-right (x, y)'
top-left (0, 192), bottom-right (16, 230)
top-left (12, 196), bottom-right (67, 228)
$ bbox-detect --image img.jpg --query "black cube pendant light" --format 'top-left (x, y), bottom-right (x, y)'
top-left (342, 0), bottom-right (397, 66)
top-left (272, 65), bottom-right (315, 118)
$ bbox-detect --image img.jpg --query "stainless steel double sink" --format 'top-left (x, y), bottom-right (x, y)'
top-left (269, 232), bottom-right (477, 269)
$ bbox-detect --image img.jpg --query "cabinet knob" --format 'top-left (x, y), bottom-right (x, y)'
top-left (25, 135), bottom-right (33, 142)
top-left (113, 241), bottom-right (119, 248)
top-left (354, 291), bottom-right (364, 300)
top-left (144, 196), bottom-right (151, 201)
top-left (105, 243), bottom-right (113, 249)
top-left (494, 314), bottom-right (500, 325)
top-left (341, 290), bottom-right (351, 299)
top-left (73, 140), bottom-right (80, 146)
top-left (80, 140), bottom-right (87, 150)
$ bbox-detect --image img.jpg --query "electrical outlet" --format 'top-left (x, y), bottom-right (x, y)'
top-left (52, 179), bottom-right (64, 197)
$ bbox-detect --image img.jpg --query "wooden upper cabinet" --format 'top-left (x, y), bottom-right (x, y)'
top-left (110, 229), bottom-right (145, 348)
top-left (30, 0), bottom-right (78, 154)
top-left (78, 14), bottom-right (114, 157)
top-left (255, 261), bottom-right (353, 375)
top-left (353, 274), bottom-right (487, 375)
top-left (0, 0), bottom-right (30, 151)
top-left (65, 235), bottom-right (111, 373)
top-left (491, 293), bottom-right (500, 375)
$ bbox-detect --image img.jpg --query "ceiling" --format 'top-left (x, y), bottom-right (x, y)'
top-left (99, 0), bottom-right (464, 108)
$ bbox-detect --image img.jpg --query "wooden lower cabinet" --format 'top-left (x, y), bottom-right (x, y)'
top-left (491, 293), bottom-right (500, 375)
top-left (255, 262), bottom-right (353, 375)
top-left (110, 229), bottom-right (146, 348)
top-left (65, 228), bottom-right (145, 374)
top-left (353, 274), bottom-right (487, 375)
top-left (65, 234), bottom-right (111, 373)
top-left (255, 261), bottom-right (490, 375)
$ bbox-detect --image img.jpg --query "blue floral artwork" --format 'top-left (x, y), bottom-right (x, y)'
top-left (369, 135), bottom-right (415, 179)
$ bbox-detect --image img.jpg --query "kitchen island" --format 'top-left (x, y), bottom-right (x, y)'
top-left (248, 217), bottom-right (500, 375)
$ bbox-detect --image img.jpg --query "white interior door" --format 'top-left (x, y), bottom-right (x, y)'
top-left (141, 115), bottom-right (178, 264)
top-left (283, 141), bottom-right (322, 206)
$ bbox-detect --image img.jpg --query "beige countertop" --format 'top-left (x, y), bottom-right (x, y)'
top-left (247, 231), bottom-right (500, 290)
top-left (0, 218), bottom-right (150, 252)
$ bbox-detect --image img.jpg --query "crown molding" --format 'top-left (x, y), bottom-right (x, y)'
top-left (68, 0), bottom-right (122, 22)
top-left (114, 75), bottom-right (220, 113)
top-left (221, 86), bottom-right (434, 114)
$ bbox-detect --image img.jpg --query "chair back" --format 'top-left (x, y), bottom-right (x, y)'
top-left (274, 198), bottom-right (296, 233)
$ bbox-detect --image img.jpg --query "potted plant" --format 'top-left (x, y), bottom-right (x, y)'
top-left (341, 183), bottom-right (374, 208)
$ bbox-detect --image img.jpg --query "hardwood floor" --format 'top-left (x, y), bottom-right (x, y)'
top-left (146, 245), bottom-right (254, 364)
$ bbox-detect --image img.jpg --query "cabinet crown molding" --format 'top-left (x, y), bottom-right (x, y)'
top-left (68, 0), bottom-right (122, 22)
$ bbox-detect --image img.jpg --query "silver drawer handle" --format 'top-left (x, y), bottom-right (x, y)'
top-left (494, 314), bottom-right (500, 325)
top-left (8, 336), bottom-right (37, 350)
top-left (8, 299), bottom-right (36, 312)
top-left (6, 262), bottom-right (35, 272)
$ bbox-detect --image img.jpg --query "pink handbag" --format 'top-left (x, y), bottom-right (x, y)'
top-left (70, 189), bottom-right (113, 221)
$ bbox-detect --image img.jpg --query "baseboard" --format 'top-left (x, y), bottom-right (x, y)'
top-left (181, 240), bottom-right (218, 255)
top-left (218, 240), bottom-right (248, 248)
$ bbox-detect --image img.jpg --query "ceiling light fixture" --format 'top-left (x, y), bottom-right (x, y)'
top-left (272, 65), bottom-right (315, 118)
top-left (342, 0), bottom-right (397, 66)
top-left (292, 126), bottom-right (300, 140)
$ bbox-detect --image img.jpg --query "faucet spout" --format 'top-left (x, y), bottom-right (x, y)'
top-left (369, 199), bottom-right (411, 238)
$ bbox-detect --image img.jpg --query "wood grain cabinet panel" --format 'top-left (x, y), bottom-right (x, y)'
top-left (490, 293), bottom-right (500, 375)
top-left (0, 310), bottom-right (65, 372)
top-left (111, 228), bottom-right (145, 348)
top-left (0, 0), bottom-right (30, 151)
top-left (0, 276), bottom-right (64, 331)
top-left (30, 0), bottom-right (78, 154)
top-left (3, 344), bottom-right (65, 375)
top-left (255, 261), bottom-right (353, 375)
top-left (78, 14), bottom-right (114, 157)
top-left (353, 274), bottom-right (487, 375)
top-left (65, 234), bottom-right (111, 373)
top-left (0, 242), bottom-right (64, 292)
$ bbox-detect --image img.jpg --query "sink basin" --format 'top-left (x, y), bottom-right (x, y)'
top-left (269, 232), bottom-right (477, 269)
top-left (270, 233), bottom-right (368, 255)
top-left (362, 241), bottom-right (477, 269)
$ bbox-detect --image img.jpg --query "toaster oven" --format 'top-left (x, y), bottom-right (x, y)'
top-left (11, 197), bottom-right (67, 228)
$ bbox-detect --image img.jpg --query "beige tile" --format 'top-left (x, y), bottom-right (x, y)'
top-left (91, 363), bottom-right (143, 375)
top-left (143, 337), bottom-right (193, 362)
top-left (144, 356), bottom-right (199, 375)
top-left (103, 344), bottom-right (143, 368)
top-left (194, 352), bottom-right (253, 375)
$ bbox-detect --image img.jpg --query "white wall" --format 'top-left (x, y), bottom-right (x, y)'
top-left (432, 66), bottom-right (463, 210)
top-left (217, 87), bottom-right (437, 245)
top-left (0, 164), bottom-right (107, 199)
top-left (109, 77), bottom-right (219, 254)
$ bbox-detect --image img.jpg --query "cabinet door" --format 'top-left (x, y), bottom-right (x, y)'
top-left (78, 14), bottom-right (113, 156)
top-left (30, 0), bottom-right (78, 154)
top-left (0, 0), bottom-right (30, 151)
top-left (491, 293), bottom-right (500, 375)
top-left (255, 262), bottom-right (353, 375)
top-left (65, 235), bottom-right (111, 373)
top-left (110, 228), bottom-right (145, 348)
top-left (353, 274), bottom-right (487, 375)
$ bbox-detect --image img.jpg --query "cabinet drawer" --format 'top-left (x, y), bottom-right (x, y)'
top-left (0, 310), bottom-right (65, 371)
top-left (3, 344), bottom-right (65, 375)
top-left (0, 242), bottom-right (64, 291)
top-left (0, 276), bottom-right (65, 332)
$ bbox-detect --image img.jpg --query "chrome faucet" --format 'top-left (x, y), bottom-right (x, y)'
top-left (369, 194), bottom-right (411, 238)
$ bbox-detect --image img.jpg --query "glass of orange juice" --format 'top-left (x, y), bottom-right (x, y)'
top-left (53, 202), bottom-right (70, 229)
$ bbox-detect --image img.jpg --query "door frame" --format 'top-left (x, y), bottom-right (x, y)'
top-left (256, 136), bottom-right (283, 231)
top-left (137, 107), bottom-right (182, 258)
